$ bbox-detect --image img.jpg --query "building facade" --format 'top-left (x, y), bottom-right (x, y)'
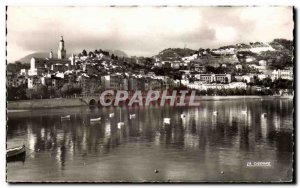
top-left (195, 74), bottom-right (231, 83)
top-left (271, 69), bottom-right (293, 81)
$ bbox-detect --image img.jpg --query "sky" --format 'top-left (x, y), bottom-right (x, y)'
top-left (7, 6), bottom-right (293, 63)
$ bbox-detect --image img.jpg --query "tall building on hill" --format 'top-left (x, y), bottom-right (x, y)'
top-left (28, 36), bottom-right (70, 76)
top-left (49, 50), bottom-right (53, 59)
top-left (58, 36), bottom-right (66, 59)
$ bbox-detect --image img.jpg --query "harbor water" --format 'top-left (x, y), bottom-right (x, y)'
top-left (7, 99), bottom-right (293, 182)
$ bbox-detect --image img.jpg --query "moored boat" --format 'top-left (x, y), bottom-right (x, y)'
top-left (129, 114), bottom-right (136, 119)
top-left (90, 117), bottom-right (101, 122)
top-left (61, 115), bottom-right (71, 120)
top-left (7, 145), bottom-right (26, 159)
top-left (163, 118), bottom-right (171, 124)
top-left (261, 113), bottom-right (267, 118)
top-left (117, 109), bottom-right (124, 128)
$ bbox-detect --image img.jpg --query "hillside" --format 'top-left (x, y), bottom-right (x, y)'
top-left (105, 49), bottom-right (128, 58)
top-left (269, 38), bottom-right (293, 51)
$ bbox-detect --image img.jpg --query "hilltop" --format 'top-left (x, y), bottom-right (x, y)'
top-left (156, 48), bottom-right (197, 59)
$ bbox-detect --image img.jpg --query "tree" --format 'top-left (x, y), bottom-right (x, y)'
top-left (61, 83), bottom-right (82, 97)
top-left (253, 76), bottom-right (262, 86)
top-left (89, 51), bottom-right (95, 57)
top-left (272, 78), bottom-right (293, 90)
top-left (26, 85), bottom-right (49, 99)
top-left (61, 83), bottom-right (72, 96)
top-left (262, 77), bottom-right (272, 88)
top-left (224, 77), bottom-right (229, 84)
top-left (7, 62), bottom-right (30, 74)
top-left (25, 89), bottom-right (34, 99)
top-left (111, 54), bottom-right (115, 60)
top-left (206, 89), bottom-right (214, 96)
top-left (7, 84), bottom-right (27, 101)
top-left (82, 49), bottom-right (87, 56)
top-left (72, 84), bottom-right (82, 94)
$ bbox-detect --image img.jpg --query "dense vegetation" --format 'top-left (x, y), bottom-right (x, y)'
top-left (7, 61), bottom-right (30, 74)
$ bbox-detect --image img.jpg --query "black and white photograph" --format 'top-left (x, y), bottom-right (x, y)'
top-left (6, 5), bottom-right (294, 183)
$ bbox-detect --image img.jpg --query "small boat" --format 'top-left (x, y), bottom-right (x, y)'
top-left (180, 114), bottom-right (186, 118)
top-left (129, 114), bottom-right (136, 119)
top-left (117, 109), bottom-right (124, 129)
top-left (241, 110), bottom-right (247, 115)
top-left (117, 122), bottom-right (125, 129)
top-left (61, 115), bottom-right (70, 120)
top-left (90, 117), bottom-right (101, 122)
top-left (261, 113), bottom-right (267, 118)
top-left (109, 113), bottom-right (114, 118)
top-left (7, 145), bottom-right (26, 158)
top-left (163, 118), bottom-right (171, 124)
top-left (213, 111), bottom-right (218, 116)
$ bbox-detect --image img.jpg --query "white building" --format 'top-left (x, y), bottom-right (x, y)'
top-left (171, 61), bottom-right (180, 69)
top-left (187, 81), bottom-right (205, 90)
top-left (203, 83), bottom-right (228, 90)
top-left (182, 54), bottom-right (198, 63)
top-left (271, 69), bottom-right (293, 81)
top-left (248, 64), bottom-right (267, 72)
top-left (154, 61), bottom-right (162, 67)
top-left (19, 69), bottom-right (28, 76)
top-left (257, 74), bottom-right (268, 80)
top-left (187, 81), bottom-right (246, 91)
top-left (212, 47), bottom-right (235, 55)
top-left (245, 56), bottom-right (256, 62)
top-left (236, 64), bottom-right (242, 70)
top-left (101, 74), bottom-right (128, 90)
top-left (258, 60), bottom-right (267, 66)
top-left (195, 74), bottom-right (231, 83)
top-left (228, 82), bottom-right (247, 89)
top-left (249, 44), bottom-right (275, 53)
top-left (241, 75), bottom-right (254, 83)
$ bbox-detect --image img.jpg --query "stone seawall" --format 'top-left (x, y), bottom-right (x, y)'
top-left (7, 95), bottom-right (293, 110)
top-left (7, 98), bottom-right (87, 110)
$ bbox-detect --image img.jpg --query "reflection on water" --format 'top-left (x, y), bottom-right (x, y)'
top-left (7, 99), bottom-right (293, 182)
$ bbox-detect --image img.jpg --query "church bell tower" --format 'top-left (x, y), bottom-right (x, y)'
top-left (58, 36), bottom-right (66, 59)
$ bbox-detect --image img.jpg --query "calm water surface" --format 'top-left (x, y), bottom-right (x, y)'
top-left (7, 99), bottom-right (293, 182)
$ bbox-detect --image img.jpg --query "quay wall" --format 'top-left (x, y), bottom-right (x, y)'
top-left (7, 98), bottom-right (86, 110)
top-left (7, 95), bottom-right (293, 110)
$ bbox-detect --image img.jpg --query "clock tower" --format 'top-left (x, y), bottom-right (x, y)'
top-left (58, 36), bottom-right (66, 59)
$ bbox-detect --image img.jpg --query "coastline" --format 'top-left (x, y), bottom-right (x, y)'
top-left (7, 95), bottom-right (294, 110)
